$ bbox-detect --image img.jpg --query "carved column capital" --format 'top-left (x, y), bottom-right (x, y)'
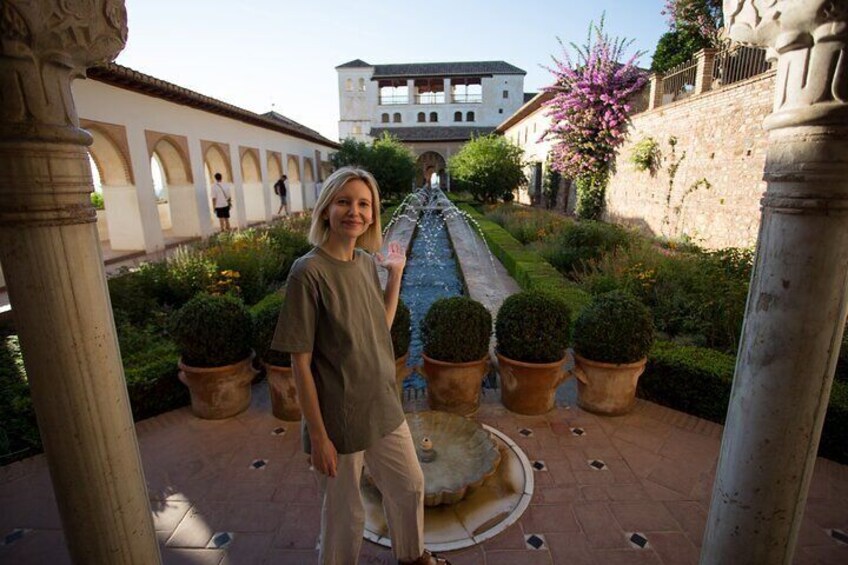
top-left (0, 0), bottom-right (128, 142)
top-left (724, 0), bottom-right (848, 129)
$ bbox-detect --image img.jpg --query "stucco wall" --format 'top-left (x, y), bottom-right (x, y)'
top-left (605, 71), bottom-right (775, 249)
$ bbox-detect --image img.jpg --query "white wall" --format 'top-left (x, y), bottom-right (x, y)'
top-left (502, 104), bottom-right (555, 205)
top-left (73, 79), bottom-right (334, 251)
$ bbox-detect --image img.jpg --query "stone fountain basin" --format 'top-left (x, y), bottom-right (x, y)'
top-left (406, 410), bottom-right (502, 506)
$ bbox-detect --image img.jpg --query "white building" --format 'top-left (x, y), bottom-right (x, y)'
top-left (337, 59), bottom-right (527, 186)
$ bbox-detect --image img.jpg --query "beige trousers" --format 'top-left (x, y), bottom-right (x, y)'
top-left (316, 420), bottom-right (425, 565)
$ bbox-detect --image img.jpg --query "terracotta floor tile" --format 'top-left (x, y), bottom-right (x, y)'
top-left (151, 500), bottom-right (192, 533)
top-left (610, 501), bottom-right (681, 532)
top-left (484, 549), bottom-right (553, 564)
top-left (270, 504), bottom-right (321, 550)
top-left (663, 501), bottom-right (708, 547)
top-left (534, 485), bottom-right (582, 504)
top-left (217, 532), bottom-right (273, 564)
top-left (442, 545), bottom-right (485, 564)
top-left (793, 543), bottom-right (848, 565)
top-left (592, 547), bottom-right (663, 564)
top-left (572, 502), bottom-right (629, 549)
top-left (545, 531), bottom-right (596, 565)
top-left (646, 531), bottom-right (699, 565)
top-left (261, 548), bottom-right (319, 564)
top-left (481, 523), bottom-right (526, 550)
top-left (166, 502), bottom-right (228, 548)
top-left (520, 504), bottom-right (580, 533)
top-left (161, 548), bottom-right (224, 565)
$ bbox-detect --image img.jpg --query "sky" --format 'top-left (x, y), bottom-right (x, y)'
top-left (115, 0), bottom-right (669, 142)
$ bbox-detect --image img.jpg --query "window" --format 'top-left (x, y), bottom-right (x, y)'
top-left (381, 113), bottom-right (390, 123)
top-left (451, 77), bottom-right (482, 103)
top-left (358, 78), bottom-right (366, 92)
top-left (417, 112), bottom-right (425, 123)
top-left (378, 79), bottom-right (408, 105)
top-left (466, 111), bottom-right (475, 122)
top-left (345, 79), bottom-right (353, 92)
top-left (503, 90), bottom-right (509, 99)
top-left (352, 125), bottom-right (362, 135)
top-left (415, 78), bottom-right (445, 104)
top-left (498, 108), bottom-right (503, 114)
top-left (429, 112), bottom-right (438, 123)
top-left (393, 112), bottom-right (402, 123)
top-left (454, 111), bottom-right (462, 122)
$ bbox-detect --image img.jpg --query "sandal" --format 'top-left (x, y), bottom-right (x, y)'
top-left (399, 549), bottom-right (451, 564)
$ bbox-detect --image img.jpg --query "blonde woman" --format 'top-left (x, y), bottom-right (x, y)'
top-left (271, 167), bottom-right (449, 565)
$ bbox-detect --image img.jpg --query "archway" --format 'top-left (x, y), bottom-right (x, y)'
top-left (150, 135), bottom-right (199, 238)
top-left (286, 155), bottom-right (303, 213)
top-left (204, 143), bottom-right (233, 228)
top-left (240, 148), bottom-right (265, 223)
top-left (85, 123), bottom-right (145, 251)
top-left (303, 157), bottom-right (316, 208)
top-left (416, 151), bottom-right (447, 189)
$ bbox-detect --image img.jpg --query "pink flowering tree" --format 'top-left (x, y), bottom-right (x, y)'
top-left (543, 17), bottom-right (647, 219)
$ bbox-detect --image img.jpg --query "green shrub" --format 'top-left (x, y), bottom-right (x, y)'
top-left (640, 341), bottom-right (735, 422)
top-left (205, 230), bottom-right (284, 305)
top-left (821, 380), bottom-right (848, 463)
top-left (169, 293), bottom-right (254, 367)
top-left (630, 137), bottom-right (661, 174)
top-left (539, 220), bottom-right (631, 277)
top-left (391, 298), bottom-right (411, 359)
top-left (108, 268), bottom-right (162, 327)
top-left (250, 291), bottom-right (290, 367)
top-left (0, 334), bottom-right (39, 464)
top-left (447, 134), bottom-right (526, 203)
top-left (122, 332), bottom-right (186, 420)
top-left (574, 290), bottom-right (655, 363)
top-left (496, 291), bottom-right (571, 363)
top-left (90, 191), bottom-right (105, 210)
top-left (421, 296), bottom-right (491, 363)
top-left (266, 224), bottom-right (312, 281)
top-left (483, 204), bottom-right (569, 245)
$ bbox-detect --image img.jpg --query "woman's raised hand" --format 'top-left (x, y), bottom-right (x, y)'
top-left (375, 241), bottom-right (406, 274)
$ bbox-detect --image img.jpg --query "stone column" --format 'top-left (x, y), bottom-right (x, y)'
top-left (647, 73), bottom-right (664, 110)
top-left (693, 48), bottom-right (717, 95)
top-left (702, 3), bottom-right (848, 564)
top-left (0, 2), bottom-right (161, 564)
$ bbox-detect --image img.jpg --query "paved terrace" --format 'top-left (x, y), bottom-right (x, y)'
top-left (2, 386), bottom-right (847, 564)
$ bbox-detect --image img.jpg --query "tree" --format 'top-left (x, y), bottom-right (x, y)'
top-left (329, 133), bottom-right (416, 200)
top-left (543, 16), bottom-right (647, 219)
top-left (652, 0), bottom-right (724, 71)
top-left (368, 133), bottom-right (417, 200)
top-left (447, 135), bottom-right (525, 203)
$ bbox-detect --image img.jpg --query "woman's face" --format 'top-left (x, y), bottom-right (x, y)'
top-left (324, 179), bottom-right (374, 242)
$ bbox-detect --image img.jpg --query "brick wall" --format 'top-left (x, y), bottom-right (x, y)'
top-left (605, 71), bottom-right (775, 249)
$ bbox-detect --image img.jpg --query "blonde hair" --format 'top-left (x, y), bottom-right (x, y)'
top-left (309, 166), bottom-right (383, 252)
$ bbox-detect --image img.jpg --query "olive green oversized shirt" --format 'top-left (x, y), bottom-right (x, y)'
top-left (271, 247), bottom-right (404, 455)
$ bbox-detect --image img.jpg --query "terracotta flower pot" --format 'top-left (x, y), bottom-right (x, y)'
top-left (421, 353), bottom-right (489, 417)
top-left (395, 352), bottom-right (412, 402)
top-left (266, 363), bottom-right (301, 421)
top-left (178, 353), bottom-right (256, 419)
top-left (572, 353), bottom-right (647, 415)
top-left (497, 352), bottom-right (568, 415)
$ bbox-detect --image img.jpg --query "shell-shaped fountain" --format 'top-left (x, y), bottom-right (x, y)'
top-left (407, 411), bottom-right (502, 506)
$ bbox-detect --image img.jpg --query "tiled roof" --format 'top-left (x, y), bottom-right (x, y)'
top-left (335, 59), bottom-right (371, 69)
top-left (371, 61), bottom-right (525, 78)
top-left (369, 126), bottom-right (496, 142)
top-left (86, 63), bottom-right (339, 149)
top-left (495, 91), bottom-right (555, 133)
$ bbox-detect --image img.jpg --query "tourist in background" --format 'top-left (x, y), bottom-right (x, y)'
top-left (274, 174), bottom-right (288, 215)
top-left (210, 172), bottom-right (231, 231)
top-left (270, 167), bottom-right (449, 565)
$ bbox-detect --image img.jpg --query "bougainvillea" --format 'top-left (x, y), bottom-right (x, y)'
top-left (543, 17), bottom-right (647, 218)
top-left (662, 0), bottom-right (723, 46)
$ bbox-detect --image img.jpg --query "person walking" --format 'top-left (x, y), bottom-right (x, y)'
top-left (211, 172), bottom-right (231, 231)
top-left (274, 174), bottom-right (288, 216)
top-left (271, 167), bottom-right (449, 565)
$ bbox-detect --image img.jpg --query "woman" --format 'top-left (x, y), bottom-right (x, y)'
top-left (271, 167), bottom-right (449, 565)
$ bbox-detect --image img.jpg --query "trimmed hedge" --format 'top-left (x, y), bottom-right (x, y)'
top-left (496, 291), bottom-right (570, 363)
top-left (251, 291), bottom-right (290, 367)
top-left (391, 298), bottom-right (411, 359)
top-left (421, 296), bottom-right (492, 363)
top-left (641, 341), bottom-right (848, 464)
top-left (459, 204), bottom-right (591, 319)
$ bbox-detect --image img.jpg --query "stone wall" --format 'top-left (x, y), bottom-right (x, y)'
top-left (605, 71), bottom-right (776, 249)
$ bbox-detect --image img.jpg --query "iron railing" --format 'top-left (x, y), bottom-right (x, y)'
top-left (378, 95), bottom-right (409, 105)
top-left (713, 45), bottom-right (772, 87)
top-left (661, 59), bottom-right (699, 102)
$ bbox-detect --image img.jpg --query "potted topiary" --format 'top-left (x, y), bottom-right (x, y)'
top-left (169, 293), bottom-right (256, 419)
top-left (252, 291), bottom-right (300, 421)
top-left (572, 290), bottom-right (654, 415)
top-left (392, 298), bottom-right (412, 401)
top-left (420, 296), bottom-right (492, 416)
top-left (496, 291), bottom-right (571, 415)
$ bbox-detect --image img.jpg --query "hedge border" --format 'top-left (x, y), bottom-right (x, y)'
top-left (464, 203), bottom-right (848, 465)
